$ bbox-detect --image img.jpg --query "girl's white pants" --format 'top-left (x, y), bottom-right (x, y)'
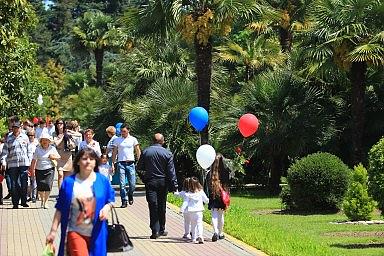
top-left (190, 211), bottom-right (204, 241)
top-left (183, 211), bottom-right (192, 235)
top-left (211, 208), bottom-right (224, 235)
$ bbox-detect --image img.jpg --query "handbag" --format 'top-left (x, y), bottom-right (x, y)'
top-left (107, 206), bottom-right (133, 252)
top-left (221, 189), bottom-right (230, 209)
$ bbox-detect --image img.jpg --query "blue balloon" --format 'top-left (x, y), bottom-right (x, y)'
top-left (189, 107), bottom-right (209, 132)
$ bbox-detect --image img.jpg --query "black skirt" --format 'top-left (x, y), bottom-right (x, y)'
top-left (36, 167), bottom-right (55, 191)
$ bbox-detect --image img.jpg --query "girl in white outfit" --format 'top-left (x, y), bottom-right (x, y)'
top-left (184, 177), bottom-right (208, 244)
top-left (174, 177), bottom-right (192, 239)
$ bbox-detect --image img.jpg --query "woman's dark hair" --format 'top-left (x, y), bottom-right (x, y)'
top-left (55, 119), bottom-right (72, 151)
top-left (54, 119), bottom-right (67, 135)
top-left (73, 148), bottom-right (100, 174)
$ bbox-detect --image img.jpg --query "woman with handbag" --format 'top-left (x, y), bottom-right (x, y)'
top-left (206, 153), bottom-right (230, 242)
top-left (53, 119), bottom-right (76, 189)
top-left (46, 148), bottom-right (115, 256)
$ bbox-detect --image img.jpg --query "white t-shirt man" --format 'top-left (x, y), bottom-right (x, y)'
top-left (113, 136), bottom-right (139, 162)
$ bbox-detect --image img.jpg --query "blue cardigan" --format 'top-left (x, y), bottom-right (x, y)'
top-left (55, 172), bottom-right (115, 256)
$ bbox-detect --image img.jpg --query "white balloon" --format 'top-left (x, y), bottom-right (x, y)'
top-left (196, 144), bottom-right (216, 169)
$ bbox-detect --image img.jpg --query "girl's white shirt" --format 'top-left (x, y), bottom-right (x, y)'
top-left (183, 190), bottom-right (209, 212)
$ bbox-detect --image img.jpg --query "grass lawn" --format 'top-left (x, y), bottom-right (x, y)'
top-left (167, 190), bottom-right (384, 256)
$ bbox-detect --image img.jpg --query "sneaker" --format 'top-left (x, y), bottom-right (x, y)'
top-left (27, 197), bottom-right (32, 202)
top-left (121, 201), bottom-right (128, 208)
top-left (219, 234), bottom-right (225, 240)
top-left (4, 194), bottom-right (11, 200)
top-left (182, 234), bottom-right (189, 239)
top-left (21, 203), bottom-right (29, 208)
top-left (32, 199), bottom-right (36, 203)
top-left (197, 237), bottom-right (204, 244)
top-left (212, 233), bottom-right (218, 242)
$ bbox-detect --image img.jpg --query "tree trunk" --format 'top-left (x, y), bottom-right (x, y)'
top-left (94, 48), bottom-right (104, 87)
top-left (269, 154), bottom-right (283, 195)
top-left (194, 39), bottom-right (212, 145)
top-left (278, 27), bottom-right (292, 52)
top-left (350, 61), bottom-right (367, 165)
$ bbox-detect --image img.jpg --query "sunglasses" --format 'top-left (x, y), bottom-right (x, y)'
top-left (27, 134), bottom-right (35, 137)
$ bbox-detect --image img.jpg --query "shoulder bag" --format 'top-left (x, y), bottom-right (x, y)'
top-left (107, 206), bottom-right (133, 252)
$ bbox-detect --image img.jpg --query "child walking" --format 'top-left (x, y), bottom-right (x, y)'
top-left (174, 177), bottom-right (192, 239)
top-left (184, 177), bottom-right (208, 244)
top-left (206, 153), bottom-right (230, 242)
top-left (98, 154), bottom-right (113, 182)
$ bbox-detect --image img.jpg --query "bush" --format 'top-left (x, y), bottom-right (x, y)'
top-left (343, 164), bottom-right (377, 221)
top-left (283, 152), bottom-right (350, 211)
top-left (368, 137), bottom-right (384, 213)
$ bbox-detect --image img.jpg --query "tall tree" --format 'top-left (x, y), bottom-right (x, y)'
top-left (126, 0), bottom-right (260, 144)
top-left (303, 0), bottom-right (384, 164)
top-left (72, 11), bottom-right (119, 87)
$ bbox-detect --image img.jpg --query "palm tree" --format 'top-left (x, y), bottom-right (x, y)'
top-left (213, 68), bottom-right (339, 193)
top-left (215, 34), bottom-right (286, 81)
top-left (124, 0), bottom-right (261, 144)
top-left (301, 0), bottom-right (384, 164)
top-left (72, 11), bottom-right (118, 87)
top-left (248, 0), bottom-right (313, 52)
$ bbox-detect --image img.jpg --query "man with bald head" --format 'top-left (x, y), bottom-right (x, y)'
top-left (137, 133), bottom-right (178, 239)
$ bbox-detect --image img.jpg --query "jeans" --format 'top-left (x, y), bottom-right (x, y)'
top-left (29, 176), bottom-right (37, 200)
top-left (117, 162), bottom-right (136, 202)
top-left (9, 166), bottom-right (29, 206)
top-left (145, 179), bottom-right (167, 234)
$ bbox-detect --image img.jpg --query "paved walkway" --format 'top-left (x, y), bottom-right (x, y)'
top-left (0, 174), bottom-right (266, 256)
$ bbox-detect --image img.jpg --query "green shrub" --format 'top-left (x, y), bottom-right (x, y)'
top-left (343, 164), bottom-right (377, 221)
top-left (283, 152), bottom-right (350, 211)
top-left (368, 137), bottom-right (384, 213)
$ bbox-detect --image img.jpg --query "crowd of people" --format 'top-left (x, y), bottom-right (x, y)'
top-left (0, 115), bottom-right (230, 255)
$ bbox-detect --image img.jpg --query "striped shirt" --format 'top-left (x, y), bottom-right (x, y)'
top-left (0, 132), bottom-right (31, 168)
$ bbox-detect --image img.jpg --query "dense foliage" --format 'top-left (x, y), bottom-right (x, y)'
top-left (368, 137), bottom-right (384, 213)
top-left (283, 152), bottom-right (351, 211)
top-left (1, 0), bottom-right (383, 192)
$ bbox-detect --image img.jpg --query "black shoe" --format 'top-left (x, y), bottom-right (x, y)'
top-left (159, 231), bottom-right (168, 236)
top-left (32, 199), bottom-right (36, 203)
top-left (27, 197), bottom-right (32, 202)
top-left (212, 233), bottom-right (218, 242)
top-left (128, 195), bottom-right (134, 205)
top-left (150, 233), bottom-right (159, 239)
top-left (21, 203), bottom-right (29, 208)
top-left (121, 201), bottom-right (128, 208)
top-left (12, 205), bottom-right (18, 209)
top-left (0, 200), bottom-right (3, 205)
top-left (219, 234), bottom-right (225, 239)
top-left (4, 194), bottom-right (11, 200)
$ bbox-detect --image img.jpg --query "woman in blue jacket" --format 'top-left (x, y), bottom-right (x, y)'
top-left (46, 148), bottom-right (115, 256)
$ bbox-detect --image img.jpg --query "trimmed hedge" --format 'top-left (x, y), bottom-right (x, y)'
top-left (283, 152), bottom-right (350, 211)
top-left (368, 137), bottom-right (384, 213)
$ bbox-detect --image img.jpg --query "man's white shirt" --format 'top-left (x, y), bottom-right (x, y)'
top-left (113, 136), bottom-right (139, 162)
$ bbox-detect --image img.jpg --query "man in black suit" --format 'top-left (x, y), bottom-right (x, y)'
top-left (137, 133), bottom-right (178, 239)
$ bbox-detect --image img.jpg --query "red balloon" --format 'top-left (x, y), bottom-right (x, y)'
top-left (238, 113), bottom-right (259, 137)
top-left (32, 117), bottom-right (39, 124)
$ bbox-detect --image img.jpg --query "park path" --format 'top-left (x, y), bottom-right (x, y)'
top-left (0, 173), bottom-right (266, 256)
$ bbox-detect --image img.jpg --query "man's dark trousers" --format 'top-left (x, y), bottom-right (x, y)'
top-left (145, 178), bottom-right (167, 235)
top-left (9, 166), bottom-right (28, 206)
